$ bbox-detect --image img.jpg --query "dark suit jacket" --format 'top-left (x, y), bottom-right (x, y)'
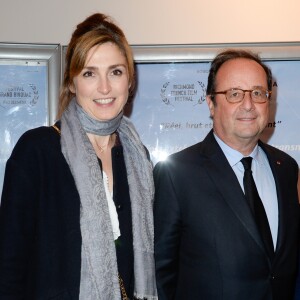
top-left (0, 125), bottom-right (134, 299)
top-left (154, 130), bottom-right (300, 300)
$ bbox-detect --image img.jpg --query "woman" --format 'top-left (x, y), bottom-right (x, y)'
top-left (0, 13), bottom-right (157, 300)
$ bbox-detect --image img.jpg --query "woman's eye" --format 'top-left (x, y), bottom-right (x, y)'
top-left (112, 69), bottom-right (123, 76)
top-left (83, 71), bottom-right (93, 77)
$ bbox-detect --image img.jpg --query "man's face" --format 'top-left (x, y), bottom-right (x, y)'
top-left (207, 58), bottom-right (270, 152)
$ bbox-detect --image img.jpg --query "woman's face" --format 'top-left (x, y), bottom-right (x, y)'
top-left (71, 42), bottom-right (130, 121)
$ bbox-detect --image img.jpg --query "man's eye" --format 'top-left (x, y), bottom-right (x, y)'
top-left (230, 90), bottom-right (241, 97)
top-left (252, 90), bottom-right (262, 97)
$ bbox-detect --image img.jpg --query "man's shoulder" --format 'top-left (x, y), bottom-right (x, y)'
top-left (259, 140), bottom-right (298, 167)
top-left (171, 141), bottom-right (206, 159)
top-left (154, 140), bottom-right (210, 173)
top-left (155, 131), bottom-right (216, 167)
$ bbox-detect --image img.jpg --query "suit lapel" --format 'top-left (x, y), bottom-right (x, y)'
top-left (201, 132), bottom-right (267, 255)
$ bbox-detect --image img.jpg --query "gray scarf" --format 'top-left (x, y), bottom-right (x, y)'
top-left (60, 99), bottom-right (157, 299)
top-left (76, 102), bottom-right (122, 135)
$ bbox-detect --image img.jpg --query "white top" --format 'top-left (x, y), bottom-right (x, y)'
top-left (103, 171), bottom-right (121, 240)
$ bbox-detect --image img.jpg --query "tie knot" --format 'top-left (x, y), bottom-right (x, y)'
top-left (241, 157), bottom-right (253, 171)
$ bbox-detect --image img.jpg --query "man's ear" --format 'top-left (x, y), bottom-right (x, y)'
top-left (206, 95), bottom-right (215, 118)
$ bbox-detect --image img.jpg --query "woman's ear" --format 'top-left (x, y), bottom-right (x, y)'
top-left (69, 82), bottom-right (76, 94)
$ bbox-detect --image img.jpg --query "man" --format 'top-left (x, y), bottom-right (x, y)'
top-left (154, 49), bottom-right (300, 300)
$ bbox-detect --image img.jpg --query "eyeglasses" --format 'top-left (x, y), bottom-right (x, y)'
top-left (213, 88), bottom-right (271, 103)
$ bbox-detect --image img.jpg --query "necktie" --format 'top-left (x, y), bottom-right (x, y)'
top-left (241, 157), bottom-right (274, 258)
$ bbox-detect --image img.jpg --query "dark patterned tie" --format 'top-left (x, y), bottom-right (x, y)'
top-left (241, 157), bottom-right (274, 258)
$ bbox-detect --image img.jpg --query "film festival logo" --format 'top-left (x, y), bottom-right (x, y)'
top-left (0, 84), bottom-right (39, 108)
top-left (160, 81), bottom-right (206, 107)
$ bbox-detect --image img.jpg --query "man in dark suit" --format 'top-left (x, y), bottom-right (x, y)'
top-left (154, 49), bottom-right (300, 300)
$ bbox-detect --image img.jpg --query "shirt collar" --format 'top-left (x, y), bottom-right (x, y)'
top-left (213, 133), bottom-right (260, 167)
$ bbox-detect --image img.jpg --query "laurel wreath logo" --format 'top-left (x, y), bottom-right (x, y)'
top-left (160, 82), bottom-right (172, 106)
top-left (194, 81), bottom-right (206, 106)
top-left (160, 81), bottom-right (206, 107)
top-left (29, 84), bottom-right (39, 106)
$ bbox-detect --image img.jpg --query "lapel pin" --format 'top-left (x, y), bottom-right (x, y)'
top-left (276, 161), bottom-right (281, 165)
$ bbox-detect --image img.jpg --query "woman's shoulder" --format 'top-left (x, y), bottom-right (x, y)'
top-left (10, 124), bottom-right (61, 159)
top-left (18, 125), bottom-right (59, 145)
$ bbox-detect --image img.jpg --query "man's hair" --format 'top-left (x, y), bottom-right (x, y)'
top-left (206, 49), bottom-right (273, 102)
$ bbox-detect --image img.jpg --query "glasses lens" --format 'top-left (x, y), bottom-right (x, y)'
top-left (226, 89), bottom-right (244, 102)
top-left (251, 89), bottom-right (268, 102)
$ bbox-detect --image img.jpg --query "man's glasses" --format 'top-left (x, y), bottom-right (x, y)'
top-left (213, 88), bottom-right (272, 103)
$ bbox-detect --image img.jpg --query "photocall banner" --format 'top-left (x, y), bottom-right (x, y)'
top-left (129, 60), bottom-right (300, 166)
top-left (0, 62), bottom-right (48, 193)
top-left (1, 43), bottom-right (300, 198)
top-left (0, 43), bottom-right (60, 197)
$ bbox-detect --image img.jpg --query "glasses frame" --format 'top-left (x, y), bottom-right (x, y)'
top-left (213, 88), bottom-right (272, 103)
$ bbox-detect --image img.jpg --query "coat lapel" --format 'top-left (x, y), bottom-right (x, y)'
top-left (201, 131), bottom-right (267, 255)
